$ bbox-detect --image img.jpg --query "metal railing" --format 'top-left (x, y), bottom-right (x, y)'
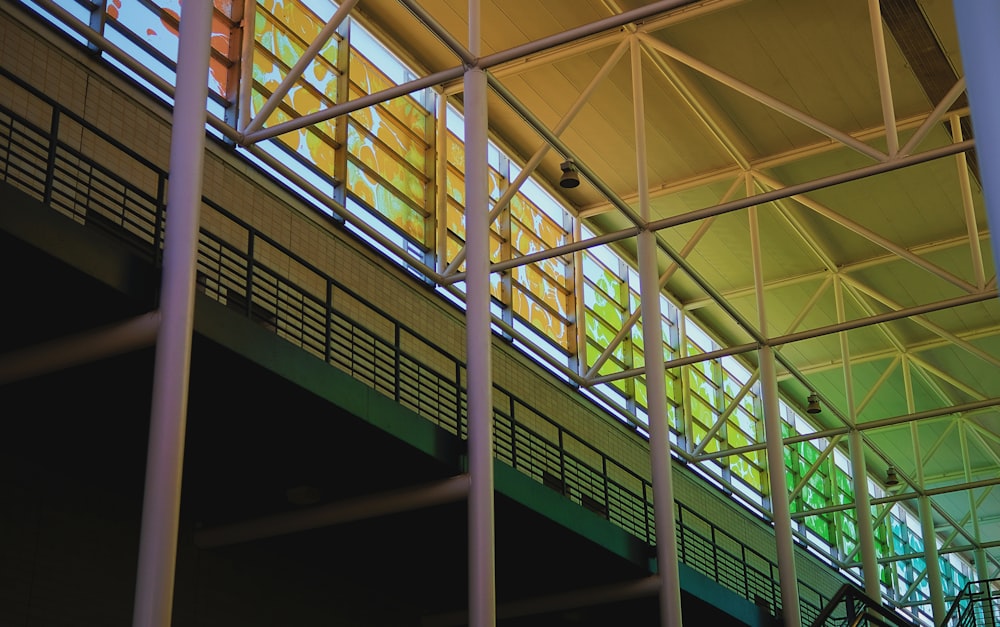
top-left (0, 64), bottom-right (836, 621)
top-left (810, 584), bottom-right (915, 627)
top-left (941, 579), bottom-right (1000, 627)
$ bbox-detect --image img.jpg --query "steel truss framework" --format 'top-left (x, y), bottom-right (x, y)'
top-left (17, 1), bottom-right (1000, 627)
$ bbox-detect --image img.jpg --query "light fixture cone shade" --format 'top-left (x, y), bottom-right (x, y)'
top-left (886, 466), bottom-right (900, 488)
top-left (560, 160), bottom-right (579, 188)
top-left (806, 393), bottom-right (821, 414)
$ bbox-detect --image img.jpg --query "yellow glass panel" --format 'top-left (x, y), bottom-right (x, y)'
top-left (511, 223), bottom-right (567, 288)
top-left (515, 266), bottom-right (567, 317)
top-left (446, 131), bottom-right (465, 170)
top-left (488, 168), bottom-right (502, 201)
top-left (349, 86), bottom-right (426, 172)
top-left (346, 160), bottom-right (424, 241)
top-left (490, 230), bottom-right (503, 264)
top-left (446, 167), bottom-right (465, 205)
top-left (512, 289), bottom-right (568, 349)
top-left (510, 193), bottom-right (565, 249)
top-left (253, 8), bottom-right (338, 151)
top-left (446, 236), bottom-right (461, 260)
top-left (347, 124), bottom-right (425, 206)
top-left (446, 201), bottom-right (465, 248)
top-left (349, 52), bottom-right (427, 136)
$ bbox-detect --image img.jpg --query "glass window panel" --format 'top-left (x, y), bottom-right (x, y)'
top-left (510, 193), bottom-right (566, 250)
top-left (512, 287), bottom-right (568, 350)
top-left (349, 51), bottom-right (427, 136)
top-left (688, 369), bottom-right (718, 406)
top-left (347, 121), bottom-right (425, 207)
top-left (110, 1), bottom-right (236, 98)
top-left (586, 318), bottom-right (626, 363)
top-left (805, 514), bottom-right (832, 541)
top-left (346, 160), bottom-right (424, 241)
top-left (690, 395), bottom-right (717, 430)
top-left (690, 420), bottom-right (719, 454)
top-left (348, 90), bottom-right (427, 174)
top-left (585, 283), bottom-right (624, 328)
top-left (513, 265), bottom-right (568, 318)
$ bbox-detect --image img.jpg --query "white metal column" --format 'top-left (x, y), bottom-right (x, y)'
top-left (953, 0), bottom-right (1000, 278)
top-left (918, 495), bottom-right (947, 622)
top-left (131, 2), bottom-right (214, 626)
top-left (748, 167), bottom-right (801, 624)
top-left (630, 35), bottom-right (683, 627)
top-left (848, 427), bottom-right (882, 601)
top-left (465, 1), bottom-right (496, 625)
top-left (837, 271), bottom-right (881, 603)
top-left (760, 348), bottom-right (801, 625)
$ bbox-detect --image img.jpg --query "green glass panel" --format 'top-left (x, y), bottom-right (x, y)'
top-left (803, 485), bottom-right (827, 510)
top-left (805, 515), bottom-right (831, 541)
top-left (688, 370), bottom-right (718, 406)
top-left (586, 318), bottom-right (626, 364)
top-left (731, 457), bottom-right (762, 489)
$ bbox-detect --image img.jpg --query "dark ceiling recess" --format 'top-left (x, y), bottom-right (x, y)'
top-left (880, 0), bottom-right (979, 183)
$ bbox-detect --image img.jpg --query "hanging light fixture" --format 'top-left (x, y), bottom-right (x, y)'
top-left (806, 393), bottom-right (821, 414)
top-left (559, 160), bottom-right (580, 188)
top-left (885, 466), bottom-right (901, 490)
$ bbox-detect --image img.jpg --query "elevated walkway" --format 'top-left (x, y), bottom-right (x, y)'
top-left (0, 61), bottom-right (834, 624)
top-left (0, 169), bottom-right (773, 626)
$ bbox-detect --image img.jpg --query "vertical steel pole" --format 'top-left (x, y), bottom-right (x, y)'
top-left (836, 276), bottom-right (881, 602)
top-left (759, 345), bottom-right (800, 624)
top-left (237, 0), bottom-right (256, 131)
top-left (867, 0), bottom-right (898, 157)
top-left (631, 36), bottom-right (683, 627)
top-left (848, 427), bottom-right (882, 601)
top-left (918, 495), bottom-right (946, 621)
top-left (953, 1), bottom-right (1000, 278)
top-left (131, 1), bottom-right (213, 626)
top-left (748, 169), bottom-right (801, 625)
top-left (465, 1), bottom-right (495, 625)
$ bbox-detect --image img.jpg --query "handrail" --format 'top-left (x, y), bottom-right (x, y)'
top-left (0, 63), bottom-right (838, 621)
top-left (940, 578), bottom-right (1000, 627)
top-left (810, 584), bottom-right (915, 627)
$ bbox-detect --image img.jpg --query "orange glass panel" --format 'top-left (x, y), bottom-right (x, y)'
top-left (106, 1), bottom-right (235, 97)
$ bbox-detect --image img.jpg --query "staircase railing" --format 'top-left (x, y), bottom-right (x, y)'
top-left (941, 579), bottom-right (1000, 627)
top-left (810, 584), bottom-right (916, 627)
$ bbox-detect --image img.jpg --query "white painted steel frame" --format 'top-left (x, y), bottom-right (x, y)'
top-left (131, 2), bottom-right (214, 627)
top-left (631, 35), bottom-right (684, 627)
top-left (23, 0), bottom-right (1000, 621)
top-left (0, 312), bottom-right (160, 385)
top-left (464, 2), bottom-right (496, 625)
